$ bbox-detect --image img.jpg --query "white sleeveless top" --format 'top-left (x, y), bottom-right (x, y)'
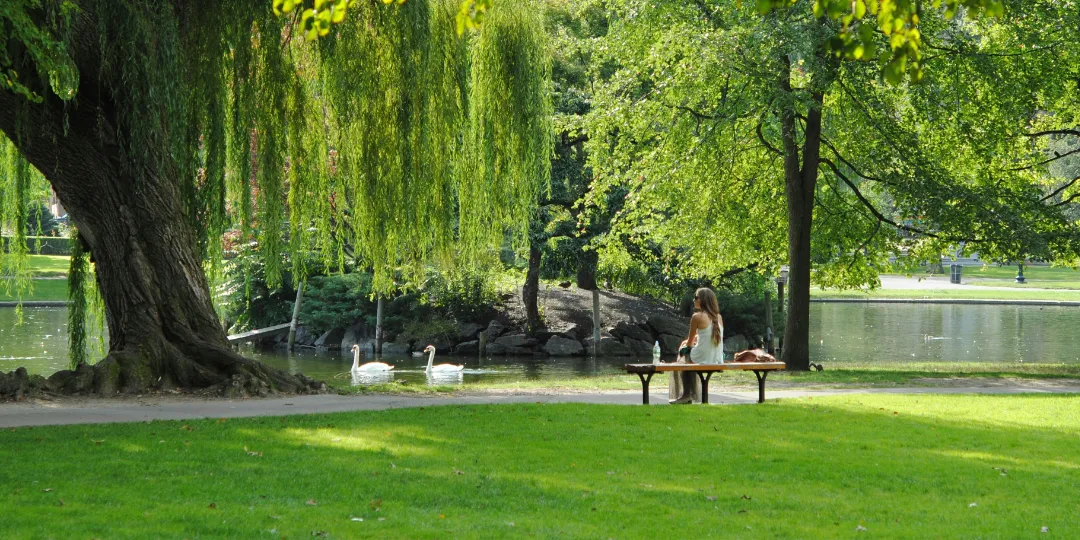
top-left (690, 323), bottom-right (724, 364)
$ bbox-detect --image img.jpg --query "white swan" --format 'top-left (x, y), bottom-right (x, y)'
top-left (423, 345), bottom-right (463, 373)
top-left (350, 344), bottom-right (394, 372)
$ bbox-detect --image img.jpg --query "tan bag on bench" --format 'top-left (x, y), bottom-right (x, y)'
top-left (732, 348), bottom-right (777, 363)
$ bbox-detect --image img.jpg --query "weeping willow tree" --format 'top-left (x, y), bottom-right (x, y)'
top-left (0, 0), bottom-right (551, 396)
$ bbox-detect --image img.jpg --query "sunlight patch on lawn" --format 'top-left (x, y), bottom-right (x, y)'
top-left (813, 394), bottom-right (1080, 433)
top-left (928, 449), bottom-right (1080, 471)
top-left (275, 426), bottom-right (452, 457)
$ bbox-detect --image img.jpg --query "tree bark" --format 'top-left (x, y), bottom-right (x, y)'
top-left (0, 38), bottom-right (324, 398)
top-left (779, 56), bottom-right (825, 372)
top-left (576, 249), bottom-right (599, 290)
top-left (523, 242), bottom-right (543, 336)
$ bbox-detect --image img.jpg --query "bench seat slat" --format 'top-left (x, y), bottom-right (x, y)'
top-left (624, 362), bottom-right (785, 373)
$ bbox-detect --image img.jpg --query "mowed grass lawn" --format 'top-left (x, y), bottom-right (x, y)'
top-left (24, 255), bottom-right (70, 278)
top-left (0, 255), bottom-right (69, 301)
top-left (0, 278), bottom-right (67, 302)
top-left (964, 265), bottom-right (1080, 289)
top-left (3, 394), bottom-right (1079, 537)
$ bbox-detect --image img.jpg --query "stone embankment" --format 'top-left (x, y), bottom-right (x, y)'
top-left (276, 286), bottom-right (752, 358)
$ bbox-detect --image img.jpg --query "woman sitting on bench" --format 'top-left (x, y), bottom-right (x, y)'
top-left (669, 287), bottom-right (724, 404)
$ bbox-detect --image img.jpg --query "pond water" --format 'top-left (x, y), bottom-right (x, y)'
top-left (809, 302), bottom-right (1080, 364)
top-left (2, 304), bottom-right (1079, 386)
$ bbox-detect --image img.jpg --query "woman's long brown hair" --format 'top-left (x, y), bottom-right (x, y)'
top-left (695, 288), bottom-right (722, 346)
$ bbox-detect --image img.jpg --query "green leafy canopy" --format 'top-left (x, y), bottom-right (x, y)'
top-left (1, 0), bottom-right (552, 366)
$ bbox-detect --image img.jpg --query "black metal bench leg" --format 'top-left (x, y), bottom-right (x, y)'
top-left (695, 372), bottom-right (714, 404)
top-left (635, 372), bottom-right (654, 405)
top-left (753, 370), bottom-right (768, 403)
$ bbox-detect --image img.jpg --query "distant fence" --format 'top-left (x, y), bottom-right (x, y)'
top-left (2, 236), bottom-right (71, 256)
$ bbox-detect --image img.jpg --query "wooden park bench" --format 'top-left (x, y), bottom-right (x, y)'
top-left (623, 362), bottom-right (786, 404)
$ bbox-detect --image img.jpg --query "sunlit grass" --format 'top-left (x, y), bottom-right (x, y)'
top-left (964, 265), bottom-right (1080, 289)
top-left (0, 278), bottom-right (67, 302)
top-left (3, 394), bottom-right (1078, 537)
top-left (25, 255), bottom-right (70, 278)
top-left (0, 255), bottom-right (69, 302)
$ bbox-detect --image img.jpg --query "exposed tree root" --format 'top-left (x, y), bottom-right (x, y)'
top-left (0, 344), bottom-right (327, 401)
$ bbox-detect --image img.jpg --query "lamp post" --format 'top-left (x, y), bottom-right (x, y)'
top-left (776, 266), bottom-right (789, 314)
top-left (774, 266), bottom-right (789, 357)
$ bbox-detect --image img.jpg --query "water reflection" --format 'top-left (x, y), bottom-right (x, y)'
top-left (425, 370), bottom-right (464, 385)
top-left (0, 307), bottom-right (73, 375)
top-left (350, 370), bottom-right (394, 386)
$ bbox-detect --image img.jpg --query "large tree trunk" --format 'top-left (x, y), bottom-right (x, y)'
top-left (0, 51), bottom-right (324, 399)
top-left (778, 57), bottom-right (825, 372)
top-left (523, 242), bottom-right (543, 335)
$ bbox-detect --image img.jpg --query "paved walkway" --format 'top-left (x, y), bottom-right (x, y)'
top-left (2, 385), bottom-right (1077, 428)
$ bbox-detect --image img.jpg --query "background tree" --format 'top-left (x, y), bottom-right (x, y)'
top-left (522, 0), bottom-right (610, 334)
top-left (582, 0), bottom-right (1080, 369)
top-left (0, 0), bottom-right (550, 395)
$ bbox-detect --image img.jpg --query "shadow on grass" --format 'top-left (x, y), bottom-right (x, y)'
top-left (2, 394), bottom-right (1078, 537)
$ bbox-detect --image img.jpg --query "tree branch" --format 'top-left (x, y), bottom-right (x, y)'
top-left (846, 220), bottom-right (882, 271)
top-left (1007, 146), bottom-right (1080, 172)
top-left (665, 103), bottom-right (717, 120)
top-left (559, 132), bottom-right (588, 147)
top-left (1025, 129), bottom-right (1080, 138)
top-left (820, 156), bottom-right (970, 241)
top-left (756, 120), bottom-right (782, 156)
top-left (820, 136), bottom-right (892, 185)
top-left (1042, 175), bottom-right (1080, 203)
top-left (720, 263), bottom-right (758, 279)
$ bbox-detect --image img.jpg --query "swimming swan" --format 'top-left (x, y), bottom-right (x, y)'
top-left (351, 344), bottom-right (394, 372)
top-left (423, 345), bottom-right (464, 373)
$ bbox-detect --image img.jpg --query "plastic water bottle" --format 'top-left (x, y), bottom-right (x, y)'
top-left (652, 341), bottom-right (661, 364)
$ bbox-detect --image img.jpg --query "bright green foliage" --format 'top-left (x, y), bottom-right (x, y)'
top-left (3, 395), bottom-right (1080, 536)
top-left (0, 0), bottom-right (79, 102)
top-left (66, 232), bottom-right (89, 368)
top-left (274, 0), bottom-right (491, 39)
top-left (307, 0), bottom-right (550, 291)
top-left (461, 3), bottom-right (553, 264)
top-left (583, 0), bottom-right (1080, 292)
top-left (760, 0), bottom-right (1006, 84)
top-left (65, 231), bottom-right (105, 367)
top-left (24, 201), bottom-right (58, 237)
top-left (0, 137), bottom-right (43, 315)
top-left (1, 0), bottom-right (552, 366)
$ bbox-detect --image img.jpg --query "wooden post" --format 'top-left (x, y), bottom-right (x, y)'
top-left (592, 289), bottom-right (601, 357)
top-left (286, 281), bottom-right (305, 352)
top-left (478, 330), bottom-right (487, 357)
top-left (375, 295), bottom-right (384, 355)
top-left (764, 288), bottom-right (774, 355)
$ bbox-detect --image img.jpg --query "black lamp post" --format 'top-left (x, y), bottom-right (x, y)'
top-left (774, 266), bottom-right (788, 357)
top-left (775, 266), bottom-right (789, 314)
